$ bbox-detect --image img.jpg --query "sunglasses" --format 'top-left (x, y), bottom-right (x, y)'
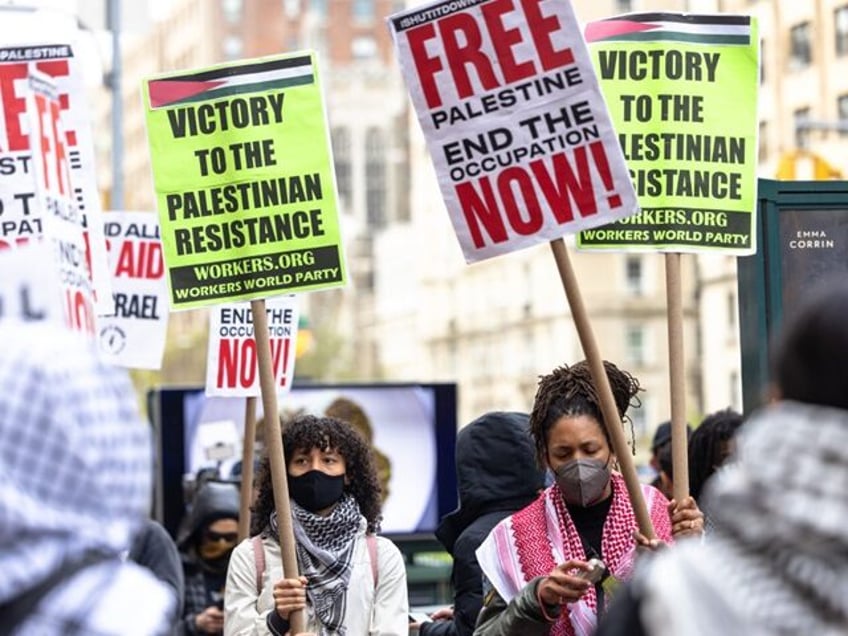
top-left (204, 530), bottom-right (238, 543)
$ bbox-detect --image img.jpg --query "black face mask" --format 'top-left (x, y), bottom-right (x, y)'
top-left (289, 470), bottom-right (345, 512)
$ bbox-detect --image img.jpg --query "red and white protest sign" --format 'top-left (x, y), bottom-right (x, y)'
top-left (97, 212), bottom-right (169, 369)
top-left (389, 0), bottom-right (638, 262)
top-left (0, 32), bottom-right (112, 313)
top-left (27, 70), bottom-right (96, 336)
top-left (206, 295), bottom-right (299, 397)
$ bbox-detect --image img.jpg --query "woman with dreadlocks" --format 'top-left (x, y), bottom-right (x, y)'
top-left (473, 360), bottom-right (703, 636)
top-left (223, 414), bottom-right (408, 635)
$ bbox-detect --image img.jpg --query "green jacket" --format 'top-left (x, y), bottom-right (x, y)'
top-left (473, 577), bottom-right (561, 636)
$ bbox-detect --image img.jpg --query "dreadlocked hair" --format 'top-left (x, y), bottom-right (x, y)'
top-left (250, 413), bottom-right (383, 536)
top-left (688, 408), bottom-right (744, 501)
top-left (529, 360), bottom-right (642, 464)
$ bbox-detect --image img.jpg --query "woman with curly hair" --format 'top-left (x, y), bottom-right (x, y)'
top-left (224, 414), bottom-right (408, 635)
top-left (474, 361), bottom-right (703, 636)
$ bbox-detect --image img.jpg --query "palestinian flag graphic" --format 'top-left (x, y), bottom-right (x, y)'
top-left (148, 55), bottom-right (314, 109)
top-left (586, 13), bottom-right (751, 46)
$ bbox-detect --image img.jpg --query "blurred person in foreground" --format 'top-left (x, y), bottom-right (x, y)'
top-left (597, 282), bottom-right (848, 636)
top-left (129, 518), bottom-right (185, 634)
top-left (473, 361), bottom-right (703, 636)
top-left (177, 480), bottom-right (240, 635)
top-left (0, 323), bottom-right (173, 634)
top-left (414, 411), bottom-right (546, 636)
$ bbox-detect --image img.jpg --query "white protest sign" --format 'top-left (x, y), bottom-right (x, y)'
top-left (97, 212), bottom-right (169, 369)
top-left (205, 295), bottom-right (299, 397)
top-left (27, 69), bottom-right (96, 336)
top-left (0, 30), bottom-right (112, 313)
top-left (0, 241), bottom-right (62, 324)
top-left (389, 0), bottom-right (638, 262)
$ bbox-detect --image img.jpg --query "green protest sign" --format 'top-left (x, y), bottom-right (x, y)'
top-left (143, 52), bottom-right (346, 309)
top-left (577, 14), bottom-right (759, 254)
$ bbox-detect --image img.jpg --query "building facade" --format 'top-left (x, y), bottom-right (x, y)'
top-left (86, 0), bottom-right (848, 436)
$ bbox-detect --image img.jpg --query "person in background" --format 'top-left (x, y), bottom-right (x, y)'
top-left (0, 323), bottom-right (173, 634)
top-left (596, 282), bottom-right (848, 635)
top-left (224, 414), bottom-right (408, 635)
top-left (688, 408), bottom-right (744, 503)
top-left (648, 421), bottom-right (691, 499)
top-left (414, 411), bottom-right (546, 636)
top-left (130, 519), bottom-right (185, 634)
top-left (473, 361), bottom-right (704, 636)
top-left (178, 481), bottom-right (240, 635)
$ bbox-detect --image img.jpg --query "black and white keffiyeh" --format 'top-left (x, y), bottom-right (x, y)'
top-left (271, 494), bottom-right (362, 635)
top-left (639, 401), bottom-right (848, 636)
top-left (0, 323), bottom-right (152, 605)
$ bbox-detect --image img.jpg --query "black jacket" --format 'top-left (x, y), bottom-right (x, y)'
top-left (420, 412), bottom-right (545, 636)
top-left (177, 481), bottom-right (240, 635)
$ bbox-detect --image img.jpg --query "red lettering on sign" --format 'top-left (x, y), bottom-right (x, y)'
top-left (114, 240), bottom-right (164, 279)
top-left (0, 64), bottom-right (28, 152)
top-left (406, 0), bottom-right (574, 109)
top-left (64, 288), bottom-right (94, 334)
top-left (455, 142), bottom-right (616, 249)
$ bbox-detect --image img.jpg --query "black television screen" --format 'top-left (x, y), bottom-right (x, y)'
top-left (149, 382), bottom-right (459, 539)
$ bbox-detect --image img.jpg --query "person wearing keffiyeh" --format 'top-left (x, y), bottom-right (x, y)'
top-left (596, 281), bottom-right (848, 636)
top-left (224, 414), bottom-right (408, 635)
top-left (473, 361), bottom-right (704, 636)
top-left (0, 322), bottom-right (174, 635)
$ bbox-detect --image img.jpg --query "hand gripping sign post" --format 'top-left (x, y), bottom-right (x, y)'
top-left (143, 51), bottom-right (345, 633)
top-left (205, 296), bottom-right (300, 540)
top-left (390, 0), bottom-right (655, 538)
top-left (578, 13), bottom-right (760, 501)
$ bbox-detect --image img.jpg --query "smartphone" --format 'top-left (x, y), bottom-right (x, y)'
top-left (576, 558), bottom-right (606, 584)
top-left (408, 612), bottom-right (432, 624)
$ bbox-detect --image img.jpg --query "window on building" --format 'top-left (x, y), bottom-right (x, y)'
top-left (352, 0), bottom-right (374, 20)
top-left (729, 371), bottom-right (742, 411)
top-left (789, 22), bottom-right (812, 69)
top-left (727, 291), bottom-right (737, 330)
top-left (223, 35), bottom-right (243, 59)
top-left (625, 255), bottom-right (644, 296)
top-left (625, 325), bottom-right (646, 367)
top-left (366, 127), bottom-right (386, 228)
top-left (310, 0), bottom-right (328, 17)
top-left (794, 107), bottom-right (811, 149)
top-left (221, 0), bottom-right (242, 23)
top-left (283, 0), bottom-right (300, 18)
top-left (332, 127), bottom-right (351, 206)
top-left (838, 94), bottom-right (848, 137)
top-left (758, 121), bottom-right (768, 163)
top-left (836, 5), bottom-right (848, 56)
top-left (615, 0), bottom-right (633, 13)
top-left (351, 36), bottom-right (377, 59)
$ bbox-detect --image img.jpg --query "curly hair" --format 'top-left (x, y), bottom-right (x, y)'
top-left (529, 360), bottom-right (642, 464)
top-left (250, 414), bottom-right (383, 536)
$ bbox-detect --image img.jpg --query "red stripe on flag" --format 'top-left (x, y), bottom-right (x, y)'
top-left (148, 79), bottom-right (226, 108)
top-left (584, 20), bottom-right (659, 43)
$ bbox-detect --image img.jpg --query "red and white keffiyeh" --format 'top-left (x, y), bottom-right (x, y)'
top-left (477, 473), bottom-right (672, 636)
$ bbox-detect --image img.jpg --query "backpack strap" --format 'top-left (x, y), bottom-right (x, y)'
top-left (0, 551), bottom-right (113, 636)
top-left (366, 533), bottom-right (379, 589)
top-left (252, 535), bottom-right (266, 596)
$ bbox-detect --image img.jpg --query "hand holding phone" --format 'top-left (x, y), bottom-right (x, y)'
top-left (408, 612), bottom-right (432, 624)
top-left (575, 558), bottom-right (606, 584)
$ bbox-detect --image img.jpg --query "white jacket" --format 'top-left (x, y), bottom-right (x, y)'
top-left (224, 524), bottom-right (409, 635)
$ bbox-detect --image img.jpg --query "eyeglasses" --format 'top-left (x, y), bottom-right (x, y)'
top-left (204, 530), bottom-right (238, 543)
